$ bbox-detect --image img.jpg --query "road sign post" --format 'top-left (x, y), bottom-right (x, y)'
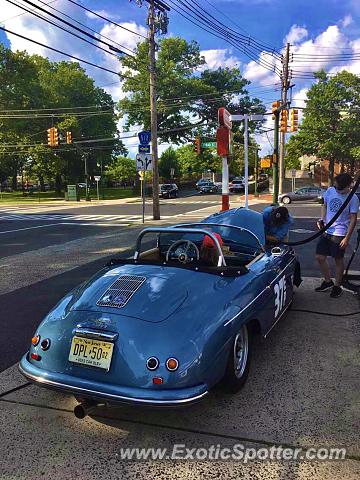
top-left (231, 113), bottom-right (264, 208)
top-left (291, 169), bottom-right (296, 192)
top-left (94, 175), bottom-right (101, 201)
top-left (138, 170), bottom-right (146, 224)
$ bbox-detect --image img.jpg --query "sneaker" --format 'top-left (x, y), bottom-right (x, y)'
top-left (330, 286), bottom-right (343, 298)
top-left (315, 280), bottom-right (334, 292)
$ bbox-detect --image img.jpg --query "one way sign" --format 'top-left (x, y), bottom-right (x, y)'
top-left (136, 153), bottom-right (153, 171)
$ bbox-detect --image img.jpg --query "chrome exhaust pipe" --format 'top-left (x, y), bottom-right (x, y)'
top-left (74, 400), bottom-right (102, 419)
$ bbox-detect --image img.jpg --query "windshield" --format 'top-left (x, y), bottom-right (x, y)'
top-left (161, 185), bottom-right (173, 191)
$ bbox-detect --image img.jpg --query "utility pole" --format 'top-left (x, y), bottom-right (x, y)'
top-left (148, 0), bottom-right (160, 220)
top-left (278, 42), bottom-right (290, 196)
top-left (272, 109), bottom-right (280, 205)
top-left (254, 148), bottom-right (259, 198)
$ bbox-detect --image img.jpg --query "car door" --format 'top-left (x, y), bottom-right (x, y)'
top-left (308, 187), bottom-right (320, 200)
top-left (295, 187), bottom-right (309, 201)
top-left (248, 248), bottom-right (295, 335)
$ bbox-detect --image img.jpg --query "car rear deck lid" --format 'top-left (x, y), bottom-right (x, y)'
top-left (96, 274), bottom-right (146, 308)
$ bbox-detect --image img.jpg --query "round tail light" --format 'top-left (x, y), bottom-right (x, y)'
top-left (31, 335), bottom-right (40, 346)
top-left (40, 338), bottom-right (51, 351)
top-left (166, 358), bottom-right (179, 371)
top-left (146, 357), bottom-right (159, 371)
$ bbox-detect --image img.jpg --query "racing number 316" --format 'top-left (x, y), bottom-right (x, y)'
top-left (274, 276), bottom-right (287, 318)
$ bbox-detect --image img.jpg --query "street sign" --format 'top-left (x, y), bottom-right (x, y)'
top-left (136, 153), bottom-right (152, 171)
top-left (138, 144), bottom-right (151, 154)
top-left (94, 176), bottom-right (101, 182)
top-left (201, 141), bottom-right (216, 149)
top-left (170, 167), bottom-right (175, 178)
top-left (218, 107), bottom-right (232, 130)
top-left (291, 169), bottom-right (296, 178)
top-left (216, 127), bottom-right (230, 156)
top-left (138, 130), bottom-right (151, 145)
top-left (260, 158), bottom-right (271, 169)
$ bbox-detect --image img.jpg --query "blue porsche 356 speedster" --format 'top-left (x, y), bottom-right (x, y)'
top-left (20, 208), bottom-right (298, 416)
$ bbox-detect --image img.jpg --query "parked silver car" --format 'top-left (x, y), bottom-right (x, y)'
top-left (279, 186), bottom-right (325, 204)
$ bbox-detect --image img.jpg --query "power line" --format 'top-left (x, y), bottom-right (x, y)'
top-left (65, 0), bottom-right (147, 39)
top-left (0, 26), bottom-right (129, 77)
top-left (0, 0), bottom-right (58, 22)
top-left (5, 0), bottom-right (124, 60)
top-left (166, 0), bottom-right (282, 76)
top-left (36, 0), bottom-right (135, 55)
top-left (19, 0), bottom-right (134, 56)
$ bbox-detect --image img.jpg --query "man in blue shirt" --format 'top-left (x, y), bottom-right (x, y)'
top-left (315, 173), bottom-right (359, 298)
top-left (262, 206), bottom-right (293, 244)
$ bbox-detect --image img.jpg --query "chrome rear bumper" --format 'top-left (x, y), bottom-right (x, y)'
top-left (19, 354), bottom-right (208, 407)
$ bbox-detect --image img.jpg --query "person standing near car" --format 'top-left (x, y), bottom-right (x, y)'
top-left (315, 173), bottom-right (359, 298)
top-left (262, 206), bottom-right (293, 244)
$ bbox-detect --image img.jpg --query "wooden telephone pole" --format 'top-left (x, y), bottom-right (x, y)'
top-left (278, 42), bottom-right (291, 196)
top-left (148, 0), bottom-right (160, 220)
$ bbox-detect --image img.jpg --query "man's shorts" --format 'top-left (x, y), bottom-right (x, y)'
top-left (316, 233), bottom-right (346, 259)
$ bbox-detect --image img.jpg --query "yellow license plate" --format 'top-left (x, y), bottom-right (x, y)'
top-left (68, 336), bottom-right (114, 371)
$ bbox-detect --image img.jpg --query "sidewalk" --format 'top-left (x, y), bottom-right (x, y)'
top-left (0, 278), bottom-right (359, 479)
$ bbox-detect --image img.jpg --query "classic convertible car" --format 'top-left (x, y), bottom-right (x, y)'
top-left (19, 208), bottom-right (298, 416)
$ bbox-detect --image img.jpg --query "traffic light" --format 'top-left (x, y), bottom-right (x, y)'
top-left (272, 100), bottom-right (281, 119)
top-left (290, 109), bottom-right (299, 132)
top-left (66, 131), bottom-right (72, 144)
top-left (280, 109), bottom-right (288, 133)
top-left (53, 127), bottom-right (59, 146)
top-left (47, 128), bottom-right (54, 147)
top-left (193, 137), bottom-right (201, 154)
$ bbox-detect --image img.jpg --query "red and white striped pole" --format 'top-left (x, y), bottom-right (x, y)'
top-left (221, 156), bottom-right (229, 211)
top-left (217, 107), bottom-right (232, 211)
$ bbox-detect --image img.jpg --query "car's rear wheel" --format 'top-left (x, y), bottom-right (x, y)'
top-left (222, 323), bottom-right (251, 393)
top-left (282, 196), bottom-right (291, 204)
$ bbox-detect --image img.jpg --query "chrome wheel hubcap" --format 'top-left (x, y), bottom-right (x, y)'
top-left (233, 326), bottom-right (249, 379)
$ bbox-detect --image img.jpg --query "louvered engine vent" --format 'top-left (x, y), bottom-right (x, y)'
top-left (96, 275), bottom-right (146, 308)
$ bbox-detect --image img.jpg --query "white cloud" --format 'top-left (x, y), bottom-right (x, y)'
top-left (341, 15), bottom-right (353, 28)
top-left (289, 25), bottom-right (350, 76)
top-left (200, 49), bottom-right (240, 70)
top-left (85, 10), bottom-right (118, 20)
top-left (284, 25), bottom-right (308, 45)
top-left (243, 51), bottom-right (280, 86)
top-left (98, 22), bottom-right (147, 101)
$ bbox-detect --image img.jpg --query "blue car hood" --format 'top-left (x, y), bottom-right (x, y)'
top-left (68, 264), bottom-right (203, 323)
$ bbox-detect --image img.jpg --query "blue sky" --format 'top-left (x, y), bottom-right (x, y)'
top-left (1, 0), bottom-right (360, 153)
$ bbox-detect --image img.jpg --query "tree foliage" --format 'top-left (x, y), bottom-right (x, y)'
top-left (104, 156), bottom-right (136, 183)
top-left (285, 70), bottom-right (360, 182)
top-left (159, 147), bottom-right (180, 179)
top-left (118, 37), bottom-right (265, 144)
top-left (0, 45), bottom-right (125, 190)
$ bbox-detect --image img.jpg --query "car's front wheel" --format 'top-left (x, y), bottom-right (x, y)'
top-left (222, 323), bottom-right (251, 393)
top-left (282, 196), bottom-right (291, 204)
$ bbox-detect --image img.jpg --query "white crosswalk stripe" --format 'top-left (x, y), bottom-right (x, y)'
top-left (0, 213), bottom-right (154, 222)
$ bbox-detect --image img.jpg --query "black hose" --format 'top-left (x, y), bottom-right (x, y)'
top-left (283, 175), bottom-right (360, 247)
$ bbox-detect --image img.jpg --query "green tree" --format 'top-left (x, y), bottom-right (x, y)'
top-left (285, 70), bottom-right (360, 183)
top-left (118, 37), bottom-right (265, 144)
top-left (159, 147), bottom-right (180, 179)
top-left (0, 46), bottom-right (125, 192)
top-left (104, 156), bottom-right (136, 184)
top-left (176, 143), bottom-right (221, 177)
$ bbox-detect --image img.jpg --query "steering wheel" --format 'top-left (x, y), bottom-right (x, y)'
top-left (166, 240), bottom-right (200, 264)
